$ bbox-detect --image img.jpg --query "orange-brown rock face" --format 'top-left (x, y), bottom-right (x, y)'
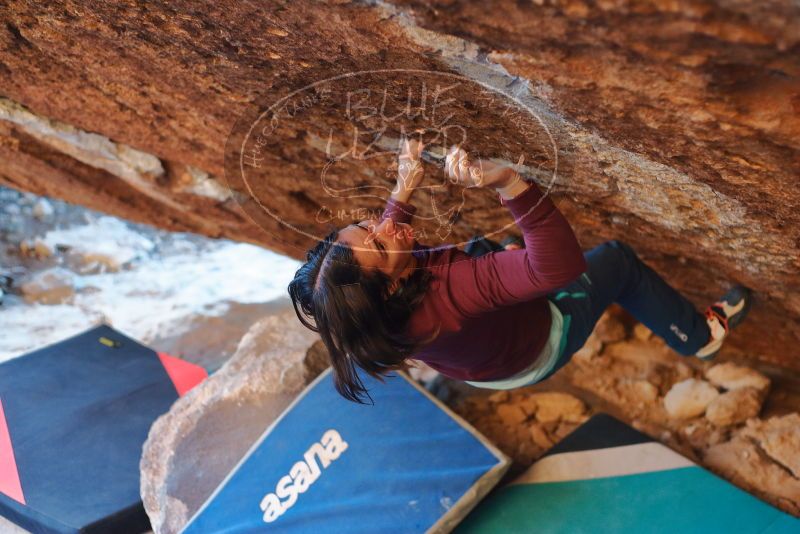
top-left (1, 1), bottom-right (798, 369)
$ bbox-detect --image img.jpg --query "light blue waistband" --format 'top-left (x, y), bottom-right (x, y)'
top-left (466, 299), bottom-right (571, 390)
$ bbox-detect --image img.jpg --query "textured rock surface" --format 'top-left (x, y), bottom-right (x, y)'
top-left (19, 266), bottom-right (74, 304)
top-left (705, 414), bottom-right (800, 516)
top-left (705, 387), bottom-right (763, 427)
top-left (663, 378), bottom-right (720, 419)
top-left (0, 1), bottom-right (798, 370)
top-left (457, 389), bottom-right (589, 466)
top-left (706, 362), bottom-right (771, 393)
top-left (529, 392), bottom-right (587, 424)
top-left (139, 308), bottom-right (325, 534)
top-left (740, 414), bottom-right (800, 479)
top-left (553, 307), bottom-right (800, 516)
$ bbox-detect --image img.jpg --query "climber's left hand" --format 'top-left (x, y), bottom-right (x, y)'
top-left (392, 137), bottom-right (425, 202)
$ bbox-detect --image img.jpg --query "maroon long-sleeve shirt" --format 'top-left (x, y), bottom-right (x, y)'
top-left (381, 181), bottom-right (587, 381)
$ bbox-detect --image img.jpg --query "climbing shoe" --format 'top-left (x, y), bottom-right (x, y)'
top-left (695, 284), bottom-right (753, 361)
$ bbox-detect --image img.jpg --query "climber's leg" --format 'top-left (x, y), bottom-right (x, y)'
top-left (546, 240), bottom-right (711, 374)
top-left (530, 240), bottom-right (711, 383)
top-left (582, 240), bottom-right (711, 355)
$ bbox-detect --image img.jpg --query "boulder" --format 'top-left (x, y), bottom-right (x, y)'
top-left (593, 312), bottom-right (626, 344)
top-left (529, 424), bottom-right (554, 450)
top-left (488, 391), bottom-right (510, 404)
top-left (631, 380), bottom-right (659, 404)
top-left (705, 387), bottom-right (763, 427)
top-left (632, 323), bottom-right (653, 341)
top-left (571, 331), bottom-right (602, 363)
top-left (663, 378), bottom-right (719, 419)
top-left (603, 338), bottom-right (676, 367)
top-left (705, 421), bottom-right (800, 517)
top-left (32, 198), bottom-right (54, 220)
top-left (705, 363), bottom-right (771, 393)
top-left (517, 395), bottom-right (539, 417)
top-left (20, 267), bottom-right (74, 304)
top-left (740, 413), bottom-right (800, 479)
top-left (530, 392), bottom-right (587, 424)
top-left (496, 403), bottom-right (528, 427)
top-left (19, 237), bottom-right (53, 259)
top-left (611, 378), bottom-right (660, 411)
top-left (140, 308), bottom-right (326, 534)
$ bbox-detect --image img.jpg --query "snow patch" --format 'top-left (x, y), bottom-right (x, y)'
top-left (40, 216), bottom-right (156, 271)
top-left (1, 233), bottom-right (300, 362)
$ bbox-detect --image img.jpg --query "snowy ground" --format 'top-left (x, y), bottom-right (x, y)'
top-left (0, 187), bottom-right (300, 371)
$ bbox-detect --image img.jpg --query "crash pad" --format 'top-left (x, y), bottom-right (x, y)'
top-left (0, 324), bottom-right (207, 533)
top-left (457, 413), bottom-right (800, 533)
top-left (183, 368), bottom-right (509, 533)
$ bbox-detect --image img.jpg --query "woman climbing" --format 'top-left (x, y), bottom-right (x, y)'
top-left (288, 138), bottom-right (752, 403)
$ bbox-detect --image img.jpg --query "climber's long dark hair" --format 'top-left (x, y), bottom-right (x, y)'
top-left (288, 229), bottom-right (439, 404)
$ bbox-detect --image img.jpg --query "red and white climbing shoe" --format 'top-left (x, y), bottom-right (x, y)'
top-left (695, 285), bottom-right (753, 361)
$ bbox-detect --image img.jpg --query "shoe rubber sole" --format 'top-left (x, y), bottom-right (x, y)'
top-left (697, 284), bottom-right (753, 361)
top-left (720, 284), bottom-right (753, 330)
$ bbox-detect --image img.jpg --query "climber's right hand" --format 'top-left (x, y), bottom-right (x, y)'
top-left (445, 145), bottom-right (520, 190)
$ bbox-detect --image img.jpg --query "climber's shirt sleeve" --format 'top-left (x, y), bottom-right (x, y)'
top-left (444, 181), bottom-right (587, 317)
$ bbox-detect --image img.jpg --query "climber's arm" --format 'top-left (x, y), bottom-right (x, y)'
top-left (393, 138), bottom-right (424, 199)
top-left (382, 138), bottom-right (424, 223)
top-left (445, 180), bottom-right (587, 317)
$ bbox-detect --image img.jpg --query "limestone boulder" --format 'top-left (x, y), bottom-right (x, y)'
top-left (571, 330), bottom-right (602, 363)
top-left (740, 413), bottom-right (800, 479)
top-left (625, 379), bottom-right (659, 405)
top-left (663, 378), bottom-right (719, 420)
top-left (32, 198), bottom-right (54, 220)
top-left (529, 392), bottom-right (587, 424)
top-left (632, 323), bottom-right (653, 341)
top-left (705, 414), bottom-right (800, 516)
top-left (140, 308), bottom-right (326, 534)
top-left (593, 312), bottom-right (627, 344)
top-left (705, 387), bottom-right (763, 427)
top-left (19, 238), bottom-right (53, 260)
top-left (705, 363), bottom-right (771, 394)
top-left (497, 403), bottom-right (528, 426)
top-left (20, 267), bottom-right (74, 304)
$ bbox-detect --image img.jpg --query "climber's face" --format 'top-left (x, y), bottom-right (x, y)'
top-left (336, 217), bottom-right (417, 286)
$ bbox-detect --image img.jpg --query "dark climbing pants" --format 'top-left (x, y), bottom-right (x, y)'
top-left (538, 240), bottom-right (712, 381)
